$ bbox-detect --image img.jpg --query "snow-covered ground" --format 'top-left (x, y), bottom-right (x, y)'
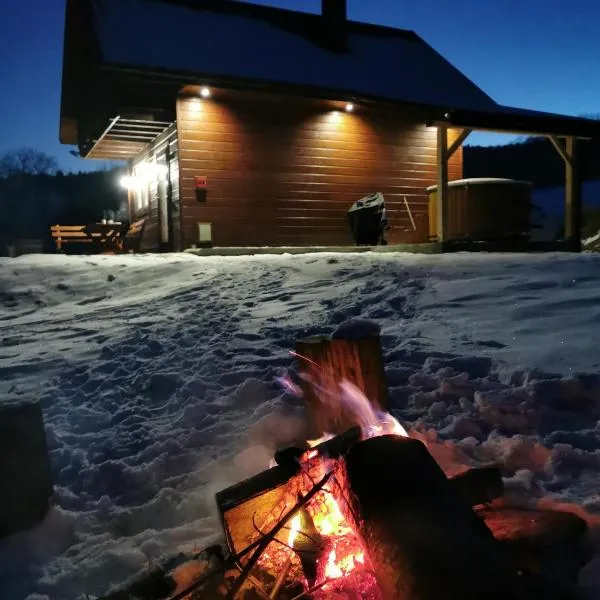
top-left (2, 251), bottom-right (600, 599)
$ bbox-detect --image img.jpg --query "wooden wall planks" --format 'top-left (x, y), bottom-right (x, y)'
top-left (176, 93), bottom-right (462, 248)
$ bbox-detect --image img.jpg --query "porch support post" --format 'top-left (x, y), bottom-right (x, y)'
top-left (436, 125), bottom-right (449, 243)
top-left (565, 137), bottom-right (582, 252)
top-left (549, 136), bottom-right (572, 167)
top-left (447, 128), bottom-right (472, 159)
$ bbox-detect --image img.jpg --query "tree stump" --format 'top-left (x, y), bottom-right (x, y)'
top-left (0, 401), bottom-right (53, 539)
top-left (295, 335), bottom-right (388, 437)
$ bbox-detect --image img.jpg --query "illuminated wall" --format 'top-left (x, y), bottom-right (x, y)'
top-left (176, 89), bottom-right (462, 248)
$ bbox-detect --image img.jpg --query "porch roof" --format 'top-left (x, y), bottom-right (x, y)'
top-left (437, 106), bottom-right (600, 139)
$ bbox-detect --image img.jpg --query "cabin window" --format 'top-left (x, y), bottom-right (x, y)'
top-left (132, 162), bottom-right (151, 213)
top-left (133, 182), bottom-right (149, 213)
top-left (140, 182), bottom-right (150, 211)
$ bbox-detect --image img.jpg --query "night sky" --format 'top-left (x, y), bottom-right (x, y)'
top-left (1, 0), bottom-right (598, 173)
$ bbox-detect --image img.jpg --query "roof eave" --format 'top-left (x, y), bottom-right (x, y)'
top-left (100, 62), bottom-right (460, 116)
top-left (437, 108), bottom-right (600, 139)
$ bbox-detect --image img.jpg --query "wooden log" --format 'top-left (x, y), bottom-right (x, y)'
top-left (339, 435), bottom-right (525, 600)
top-left (481, 507), bottom-right (591, 599)
top-left (295, 335), bottom-right (388, 437)
top-left (216, 429), bottom-right (361, 560)
top-left (0, 401), bottom-right (53, 539)
top-left (449, 466), bottom-right (504, 506)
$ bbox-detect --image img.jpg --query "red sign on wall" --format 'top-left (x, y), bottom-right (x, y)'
top-left (195, 176), bottom-right (207, 189)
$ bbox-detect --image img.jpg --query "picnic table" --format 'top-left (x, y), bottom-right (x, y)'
top-left (86, 222), bottom-right (125, 246)
top-left (51, 219), bottom-right (145, 253)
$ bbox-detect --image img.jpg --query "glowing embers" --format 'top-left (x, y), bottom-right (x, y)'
top-left (256, 452), bottom-right (382, 600)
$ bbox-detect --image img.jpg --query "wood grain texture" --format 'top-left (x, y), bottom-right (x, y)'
top-left (340, 437), bottom-right (527, 600)
top-left (295, 335), bottom-right (389, 438)
top-left (428, 182), bottom-right (531, 242)
top-left (176, 93), bottom-right (462, 247)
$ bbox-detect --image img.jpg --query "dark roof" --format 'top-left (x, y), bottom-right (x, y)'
top-left (61, 0), bottom-right (600, 144)
top-left (442, 105), bottom-right (600, 139)
top-left (88, 0), bottom-right (497, 112)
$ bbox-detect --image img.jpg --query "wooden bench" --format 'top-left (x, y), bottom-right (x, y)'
top-left (50, 225), bottom-right (93, 252)
top-left (118, 218), bottom-right (146, 253)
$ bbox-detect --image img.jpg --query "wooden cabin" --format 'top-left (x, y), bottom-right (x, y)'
top-left (60, 0), bottom-right (600, 252)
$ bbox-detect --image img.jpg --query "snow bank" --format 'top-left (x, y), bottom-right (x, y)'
top-left (2, 252), bottom-right (600, 599)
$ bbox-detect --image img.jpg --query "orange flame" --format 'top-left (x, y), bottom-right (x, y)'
top-left (307, 433), bottom-right (334, 447)
top-left (325, 549), bottom-right (344, 579)
top-left (288, 514), bottom-right (301, 548)
top-left (260, 372), bottom-right (407, 598)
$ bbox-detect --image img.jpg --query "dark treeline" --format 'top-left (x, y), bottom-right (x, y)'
top-left (0, 149), bottom-right (126, 253)
top-left (464, 137), bottom-right (600, 187)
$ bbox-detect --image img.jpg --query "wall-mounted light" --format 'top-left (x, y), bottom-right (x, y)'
top-left (328, 110), bottom-right (343, 124)
top-left (345, 102), bottom-right (355, 113)
top-left (200, 87), bottom-right (211, 98)
top-left (123, 162), bottom-right (168, 188)
top-left (119, 175), bottom-right (136, 190)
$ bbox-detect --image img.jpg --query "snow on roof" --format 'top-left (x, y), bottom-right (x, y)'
top-left (90, 0), bottom-right (497, 112)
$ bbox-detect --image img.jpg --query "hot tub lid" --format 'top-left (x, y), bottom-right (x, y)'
top-left (426, 178), bottom-right (533, 192)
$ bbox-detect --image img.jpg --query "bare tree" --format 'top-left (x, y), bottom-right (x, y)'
top-left (0, 148), bottom-right (59, 178)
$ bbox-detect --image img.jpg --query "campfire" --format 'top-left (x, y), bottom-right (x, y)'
top-left (105, 333), bottom-right (593, 600)
top-left (219, 424), bottom-right (403, 600)
top-left (216, 380), bottom-right (524, 600)
top-left (209, 335), bottom-right (592, 600)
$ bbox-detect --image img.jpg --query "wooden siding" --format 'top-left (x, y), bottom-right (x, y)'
top-left (176, 94), bottom-right (462, 248)
top-left (428, 182), bottom-right (531, 241)
top-left (130, 124), bottom-right (181, 251)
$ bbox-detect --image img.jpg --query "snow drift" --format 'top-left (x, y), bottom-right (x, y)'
top-left (2, 251), bottom-right (600, 599)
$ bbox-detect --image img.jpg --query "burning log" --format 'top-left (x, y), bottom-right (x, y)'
top-left (449, 466), bottom-right (504, 506)
top-left (225, 471), bottom-right (333, 600)
top-left (295, 335), bottom-right (388, 437)
top-left (340, 435), bottom-right (525, 600)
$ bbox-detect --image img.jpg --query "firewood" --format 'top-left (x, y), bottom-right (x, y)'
top-left (295, 335), bottom-right (389, 437)
top-left (481, 507), bottom-right (591, 599)
top-left (449, 466), bottom-right (504, 506)
top-left (217, 428), bottom-right (360, 523)
top-left (339, 435), bottom-right (526, 600)
top-left (225, 471), bottom-right (333, 600)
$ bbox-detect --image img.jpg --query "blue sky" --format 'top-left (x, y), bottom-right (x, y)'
top-left (0, 0), bottom-right (598, 172)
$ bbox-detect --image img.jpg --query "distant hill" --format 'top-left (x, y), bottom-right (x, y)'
top-left (464, 136), bottom-right (600, 241)
top-left (464, 137), bottom-right (600, 187)
top-left (0, 169), bottom-right (127, 253)
top-left (529, 180), bottom-right (600, 241)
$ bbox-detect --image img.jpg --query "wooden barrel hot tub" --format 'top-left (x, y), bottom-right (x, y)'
top-left (427, 178), bottom-right (532, 242)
